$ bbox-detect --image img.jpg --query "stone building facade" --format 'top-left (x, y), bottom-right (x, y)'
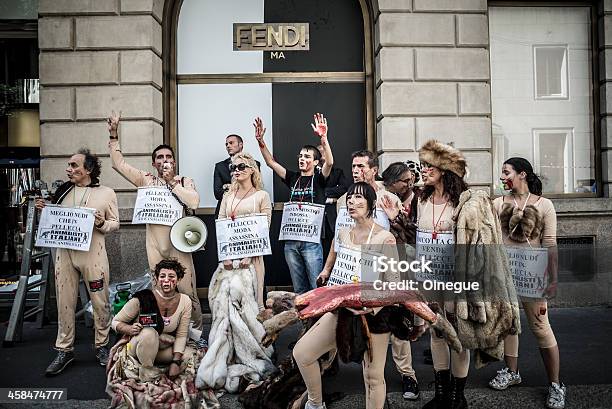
top-left (36, 0), bottom-right (612, 305)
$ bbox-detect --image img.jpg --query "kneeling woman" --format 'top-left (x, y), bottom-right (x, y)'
top-left (111, 258), bottom-right (193, 382)
top-left (293, 182), bottom-right (399, 409)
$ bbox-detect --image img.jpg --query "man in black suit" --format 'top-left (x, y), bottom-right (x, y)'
top-left (213, 134), bottom-right (259, 217)
top-left (317, 144), bottom-right (348, 260)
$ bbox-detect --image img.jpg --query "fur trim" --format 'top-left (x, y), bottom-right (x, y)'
top-left (196, 263), bottom-right (275, 392)
top-left (418, 139), bottom-right (467, 178)
top-left (499, 203), bottom-right (543, 243)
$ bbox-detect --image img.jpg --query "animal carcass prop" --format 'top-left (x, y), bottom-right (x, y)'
top-left (259, 283), bottom-right (462, 352)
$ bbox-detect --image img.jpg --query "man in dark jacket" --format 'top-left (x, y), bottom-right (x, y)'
top-left (213, 134), bottom-right (259, 217)
top-left (317, 144), bottom-right (348, 259)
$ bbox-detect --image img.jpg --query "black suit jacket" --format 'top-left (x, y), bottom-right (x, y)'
top-left (213, 157), bottom-right (261, 217)
top-left (323, 167), bottom-right (349, 235)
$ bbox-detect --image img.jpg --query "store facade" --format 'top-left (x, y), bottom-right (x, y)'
top-left (31, 0), bottom-right (612, 305)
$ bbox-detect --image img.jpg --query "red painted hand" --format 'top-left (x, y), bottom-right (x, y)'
top-left (311, 113), bottom-right (328, 139)
top-left (253, 117), bottom-right (266, 148)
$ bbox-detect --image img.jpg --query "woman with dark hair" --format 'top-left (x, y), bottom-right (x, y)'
top-left (111, 258), bottom-right (193, 382)
top-left (380, 142), bottom-right (520, 409)
top-left (488, 157), bottom-right (566, 409)
top-left (381, 161), bottom-right (424, 400)
top-left (416, 141), bottom-right (470, 409)
top-left (106, 259), bottom-right (219, 407)
top-left (293, 182), bottom-right (400, 409)
top-left (36, 149), bottom-right (119, 376)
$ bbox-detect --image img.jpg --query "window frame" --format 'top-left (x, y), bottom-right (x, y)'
top-left (532, 127), bottom-right (575, 193)
top-left (533, 44), bottom-right (569, 100)
top-left (488, 0), bottom-right (602, 198)
top-left (162, 0), bottom-right (377, 212)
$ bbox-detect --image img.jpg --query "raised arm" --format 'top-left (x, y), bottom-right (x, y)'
top-left (253, 117), bottom-right (286, 180)
top-left (107, 111), bottom-right (148, 187)
top-left (311, 113), bottom-right (333, 178)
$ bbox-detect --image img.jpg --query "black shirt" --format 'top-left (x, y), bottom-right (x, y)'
top-left (282, 169), bottom-right (328, 205)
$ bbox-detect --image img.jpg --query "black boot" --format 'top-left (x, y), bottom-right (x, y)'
top-left (423, 369), bottom-right (450, 409)
top-left (449, 375), bottom-right (468, 409)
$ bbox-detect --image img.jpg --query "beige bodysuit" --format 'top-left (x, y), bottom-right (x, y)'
top-left (294, 223), bottom-right (398, 409)
top-left (218, 189), bottom-right (272, 308)
top-left (417, 196), bottom-right (470, 378)
top-left (54, 184), bottom-right (119, 351)
top-left (109, 140), bottom-right (202, 327)
top-left (492, 195), bottom-right (558, 353)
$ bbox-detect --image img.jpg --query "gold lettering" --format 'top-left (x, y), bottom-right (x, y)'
top-left (283, 25), bottom-right (299, 47)
top-left (300, 25), bottom-right (306, 47)
top-left (235, 25), bottom-right (250, 48)
top-left (251, 25), bottom-right (267, 47)
top-left (267, 25), bottom-right (283, 47)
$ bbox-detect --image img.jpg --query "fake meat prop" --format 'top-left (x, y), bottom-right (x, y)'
top-left (258, 284), bottom-right (462, 353)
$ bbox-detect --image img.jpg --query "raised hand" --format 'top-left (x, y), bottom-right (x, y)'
top-left (311, 113), bottom-right (328, 139)
top-left (380, 195), bottom-right (400, 220)
top-left (161, 162), bottom-right (176, 184)
top-left (253, 117), bottom-right (266, 148)
top-left (107, 110), bottom-right (121, 138)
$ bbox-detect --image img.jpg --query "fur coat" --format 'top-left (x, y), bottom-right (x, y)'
top-left (452, 189), bottom-right (521, 368)
top-left (196, 264), bottom-right (275, 393)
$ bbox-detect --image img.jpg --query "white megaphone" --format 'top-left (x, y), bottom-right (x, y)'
top-left (170, 216), bottom-right (208, 252)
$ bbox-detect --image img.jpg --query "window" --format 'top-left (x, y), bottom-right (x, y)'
top-left (533, 128), bottom-right (574, 193)
top-left (489, 6), bottom-right (596, 196)
top-left (534, 45), bottom-right (568, 99)
top-left (172, 0), bottom-right (372, 208)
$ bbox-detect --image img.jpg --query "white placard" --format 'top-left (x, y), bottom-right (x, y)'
top-left (132, 187), bottom-right (184, 226)
top-left (215, 213), bottom-right (272, 261)
top-left (334, 206), bottom-right (390, 251)
top-left (35, 205), bottom-right (96, 251)
top-left (506, 246), bottom-right (549, 298)
top-left (327, 244), bottom-right (381, 286)
top-left (279, 202), bottom-right (325, 243)
top-left (415, 230), bottom-right (455, 282)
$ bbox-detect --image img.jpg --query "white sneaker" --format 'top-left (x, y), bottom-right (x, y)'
top-left (305, 401), bottom-right (326, 409)
top-left (488, 367), bottom-right (522, 390)
top-left (546, 382), bottom-right (566, 409)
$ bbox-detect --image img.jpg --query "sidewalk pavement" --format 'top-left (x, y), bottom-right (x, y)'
top-left (0, 306), bottom-right (610, 408)
top-left (1, 386), bottom-right (611, 409)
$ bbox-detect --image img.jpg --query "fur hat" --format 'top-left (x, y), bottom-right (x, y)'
top-left (418, 140), bottom-right (467, 178)
top-left (499, 203), bottom-right (543, 242)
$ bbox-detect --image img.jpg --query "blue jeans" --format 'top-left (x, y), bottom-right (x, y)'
top-left (284, 240), bottom-right (323, 294)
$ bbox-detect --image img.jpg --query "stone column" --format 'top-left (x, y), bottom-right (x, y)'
top-left (38, 0), bottom-right (165, 280)
top-left (373, 0), bottom-right (491, 189)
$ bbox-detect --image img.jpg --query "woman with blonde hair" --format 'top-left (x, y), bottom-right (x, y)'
top-left (196, 152), bottom-right (275, 392)
top-left (218, 152), bottom-right (271, 308)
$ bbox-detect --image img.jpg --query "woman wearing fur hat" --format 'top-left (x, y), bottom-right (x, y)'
top-left (416, 140), bottom-right (471, 409)
top-left (488, 157), bottom-right (566, 409)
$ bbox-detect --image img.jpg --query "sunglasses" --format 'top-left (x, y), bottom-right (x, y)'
top-left (229, 163), bottom-right (252, 172)
top-left (420, 162), bottom-right (435, 170)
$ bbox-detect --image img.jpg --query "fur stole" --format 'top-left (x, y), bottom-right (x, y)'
top-left (196, 264), bottom-right (275, 393)
top-left (499, 202), bottom-right (543, 243)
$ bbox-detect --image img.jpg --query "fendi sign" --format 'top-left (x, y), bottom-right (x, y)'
top-left (233, 23), bottom-right (309, 51)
